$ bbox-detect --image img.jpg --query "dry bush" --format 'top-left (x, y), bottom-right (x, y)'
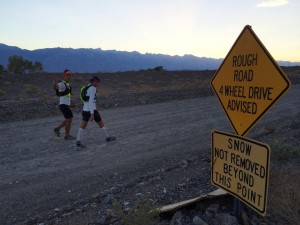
top-left (269, 164), bottom-right (300, 225)
top-left (42, 95), bottom-right (53, 101)
top-left (271, 139), bottom-right (300, 161)
top-left (284, 67), bottom-right (300, 84)
top-left (169, 80), bottom-right (185, 90)
top-left (98, 86), bottom-right (115, 97)
top-left (17, 84), bottom-right (49, 100)
top-left (168, 79), bottom-right (210, 91)
top-left (268, 138), bottom-right (300, 224)
top-left (135, 84), bottom-right (159, 93)
top-left (121, 81), bottom-right (134, 89)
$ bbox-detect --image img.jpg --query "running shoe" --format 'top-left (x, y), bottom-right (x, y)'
top-left (106, 136), bottom-right (116, 142)
top-left (54, 128), bottom-right (60, 137)
top-left (76, 143), bottom-right (86, 148)
top-left (75, 141), bottom-right (87, 150)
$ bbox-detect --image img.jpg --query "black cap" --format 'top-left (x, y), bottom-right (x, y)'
top-left (90, 76), bottom-right (100, 82)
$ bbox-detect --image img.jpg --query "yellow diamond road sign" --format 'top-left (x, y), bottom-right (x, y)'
top-left (211, 25), bottom-right (291, 136)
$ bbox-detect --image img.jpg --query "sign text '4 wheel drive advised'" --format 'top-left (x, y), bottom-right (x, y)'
top-left (211, 25), bottom-right (290, 136)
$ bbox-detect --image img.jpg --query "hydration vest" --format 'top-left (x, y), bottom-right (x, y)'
top-left (56, 81), bottom-right (72, 97)
top-left (80, 84), bottom-right (97, 102)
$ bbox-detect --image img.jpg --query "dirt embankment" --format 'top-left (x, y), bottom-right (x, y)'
top-left (0, 68), bottom-right (299, 225)
top-left (0, 67), bottom-right (299, 123)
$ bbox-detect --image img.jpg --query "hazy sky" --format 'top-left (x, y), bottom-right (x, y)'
top-left (1, 0), bottom-right (299, 62)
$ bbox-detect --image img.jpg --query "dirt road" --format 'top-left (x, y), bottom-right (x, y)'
top-left (0, 85), bottom-right (299, 225)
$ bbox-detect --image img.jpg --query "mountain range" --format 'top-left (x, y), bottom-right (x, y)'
top-left (0, 43), bottom-right (299, 72)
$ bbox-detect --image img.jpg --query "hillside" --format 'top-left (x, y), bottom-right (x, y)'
top-left (0, 67), bottom-right (299, 123)
top-left (0, 43), bottom-right (223, 72)
top-left (1, 43), bottom-right (299, 73)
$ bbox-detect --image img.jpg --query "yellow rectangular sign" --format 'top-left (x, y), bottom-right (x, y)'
top-left (211, 130), bottom-right (270, 215)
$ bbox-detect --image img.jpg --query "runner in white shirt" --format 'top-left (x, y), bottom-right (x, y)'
top-left (76, 76), bottom-right (116, 148)
top-left (53, 69), bottom-right (75, 140)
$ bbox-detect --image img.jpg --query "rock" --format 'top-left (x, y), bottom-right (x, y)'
top-left (180, 160), bottom-right (189, 166)
top-left (123, 201), bottom-right (130, 206)
top-left (241, 208), bottom-right (250, 225)
top-left (102, 194), bottom-right (115, 205)
top-left (192, 215), bottom-right (208, 225)
top-left (206, 203), bottom-right (220, 214)
top-left (215, 213), bottom-right (239, 225)
top-left (170, 211), bottom-right (183, 225)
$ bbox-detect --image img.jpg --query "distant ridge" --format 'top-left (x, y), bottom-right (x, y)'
top-left (0, 43), bottom-right (299, 72)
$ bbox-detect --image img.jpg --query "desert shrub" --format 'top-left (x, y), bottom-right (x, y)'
top-left (153, 66), bottom-right (164, 71)
top-left (8, 55), bottom-right (43, 73)
top-left (25, 84), bottom-right (47, 97)
top-left (136, 85), bottom-right (158, 93)
top-left (98, 86), bottom-right (115, 97)
top-left (112, 199), bottom-right (160, 225)
top-left (270, 139), bottom-right (300, 161)
top-left (269, 165), bottom-right (300, 225)
top-left (121, 82), bottom-right (133, 89)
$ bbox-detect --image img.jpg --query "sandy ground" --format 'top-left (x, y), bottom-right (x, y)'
top-left (0, 84), bottom-right (299, 225)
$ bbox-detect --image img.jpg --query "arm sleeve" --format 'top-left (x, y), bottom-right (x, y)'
top-left (88, 87), bottom-right (97, 114)
top-left (58, 82), bottom-right (66, 92)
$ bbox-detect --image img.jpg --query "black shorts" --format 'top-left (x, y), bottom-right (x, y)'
top-left (59, 104), bottom-right (73, 119)
top-left (82, 110), bottom-right (102, 122)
